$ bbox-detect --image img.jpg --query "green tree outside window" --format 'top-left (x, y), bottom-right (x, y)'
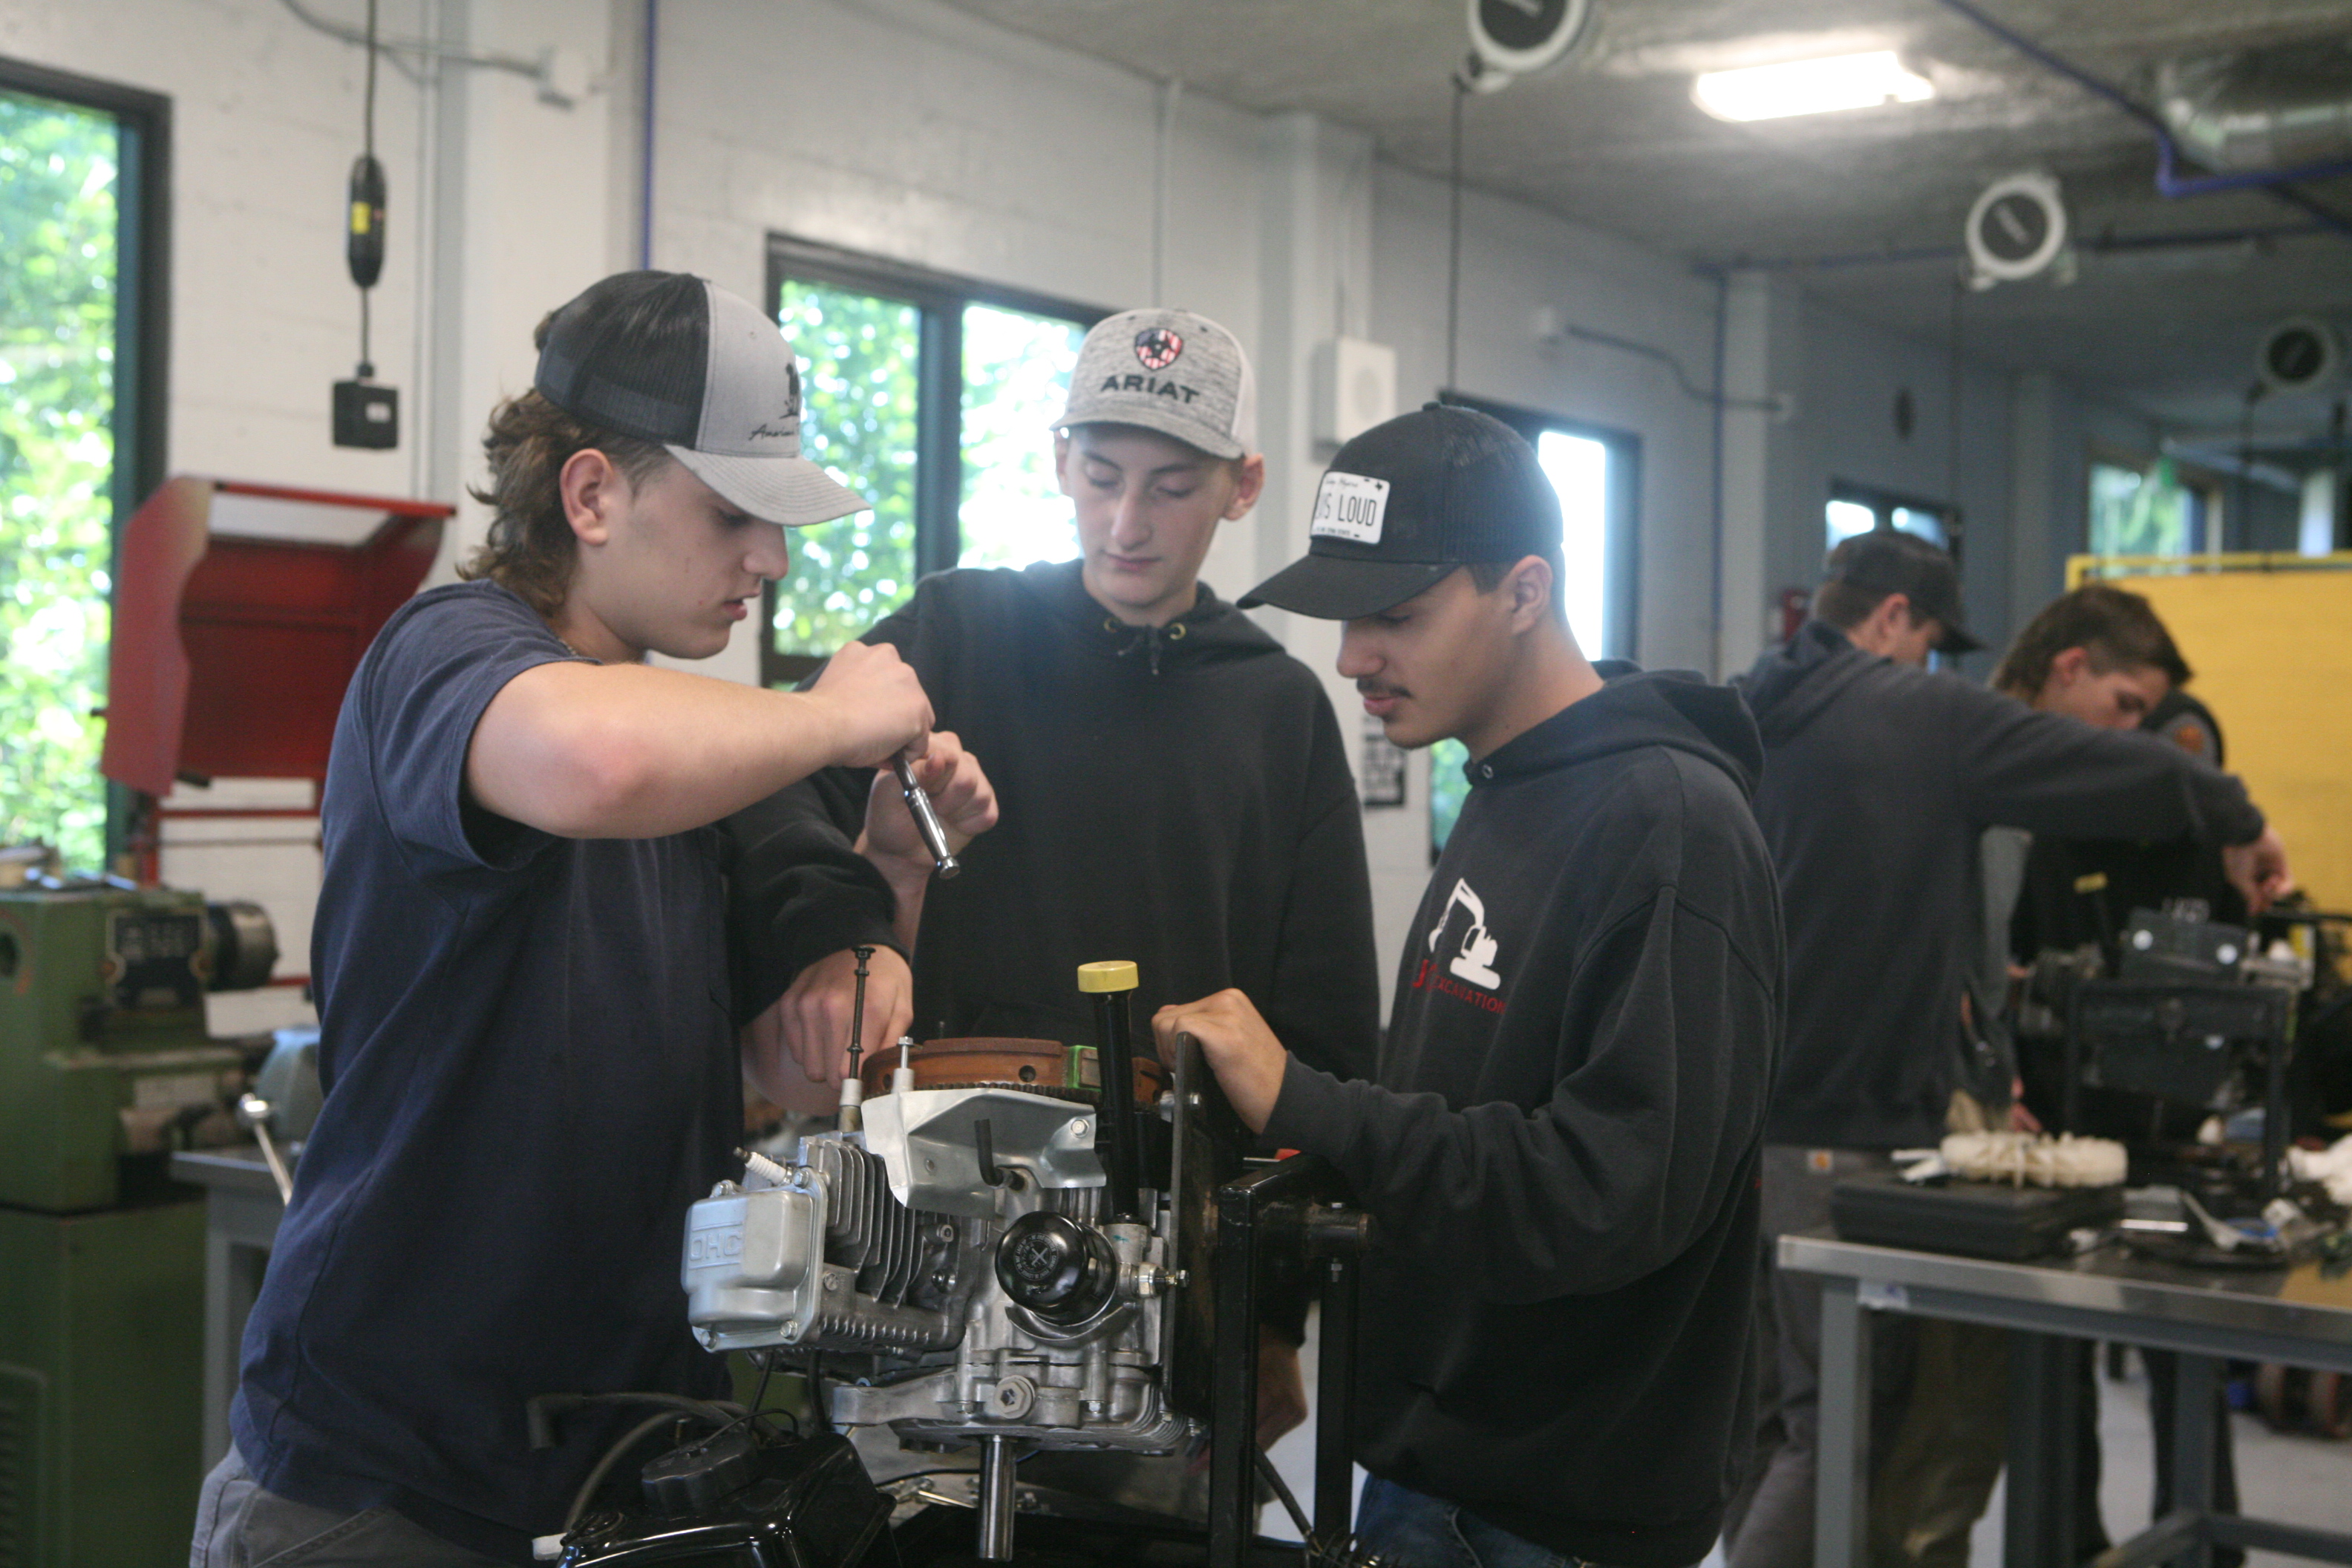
top-left (771, 281), bottom-right (919, 656)
top-left (960, 303), bottom-right (1082, 571)
top-left (1, 88), bottom-right (118, 871)
top-left (2090, 460), bottom-right (2193, 558)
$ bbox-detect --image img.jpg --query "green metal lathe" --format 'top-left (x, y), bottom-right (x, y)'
top-left (0, 884), bottom-right (275, 1568)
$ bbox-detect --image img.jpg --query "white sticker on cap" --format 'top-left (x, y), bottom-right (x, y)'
top-left (1311, 472), bottom-right (1390, 544)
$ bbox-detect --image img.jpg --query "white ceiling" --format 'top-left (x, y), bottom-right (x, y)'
top-left (938, 0), bottom-right (2352, 432)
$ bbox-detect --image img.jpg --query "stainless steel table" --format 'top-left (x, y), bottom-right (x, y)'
top-left (1779, 1229), bottom-right (2352, 1568)
top-left (169, 1148), bottom-right (287, 1469)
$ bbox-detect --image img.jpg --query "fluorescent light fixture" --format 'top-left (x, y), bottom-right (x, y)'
top-left (1693, 50), bottom-right (1934, 122)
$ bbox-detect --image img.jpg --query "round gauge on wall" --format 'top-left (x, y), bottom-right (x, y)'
top-left (1467, 0), bottom-right (1593, 79)
top-left (2257, 316), bottom-right (2344, 396)
top-left (1965, 172), bottom-right (2068, 286)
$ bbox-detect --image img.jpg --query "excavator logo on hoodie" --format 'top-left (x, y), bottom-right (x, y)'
top-left (1411, 878), bottom-right (1504, 1009)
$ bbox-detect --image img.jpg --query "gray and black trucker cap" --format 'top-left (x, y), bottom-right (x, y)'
top-left (1825, 530), bottom-right (1982, 653)
top-left (534, 271), bottom-right (868, 528)
top-left (1241, 403), bottom-right (1562, 621)
top-left (1054, 307), bottom-right (1258, 460)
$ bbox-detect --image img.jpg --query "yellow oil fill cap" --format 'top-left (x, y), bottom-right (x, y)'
top-left (1076, 960), bottom-right (1140, 993)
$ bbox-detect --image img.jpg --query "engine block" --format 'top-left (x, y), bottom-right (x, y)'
top-left (682, 1081), bottom-right (1189, 1454)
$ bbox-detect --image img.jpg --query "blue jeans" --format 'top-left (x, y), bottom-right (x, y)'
top-left (1355, 1477), bottom-right (1658, 1568)
top-left (191, 1448), bottom-right (508, 1567)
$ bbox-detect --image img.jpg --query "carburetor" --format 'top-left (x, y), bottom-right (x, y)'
top-left (680, 962), bottom-right (1195, 1555)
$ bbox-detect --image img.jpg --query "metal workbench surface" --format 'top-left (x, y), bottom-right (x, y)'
top-left (172, 1146), bottom-right (285, 1198)
top-left (1780, 1228), bottom-right (2352, 1368)
top-left (1780, 1229), bottom-right (2352, 1567)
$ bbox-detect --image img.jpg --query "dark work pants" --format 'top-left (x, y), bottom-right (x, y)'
top-left (1728, 1147), bottom-right (1918, 1568)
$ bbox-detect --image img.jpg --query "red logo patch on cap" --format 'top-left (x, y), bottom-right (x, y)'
top-left (1134, 327), bottom-right (1183, 372)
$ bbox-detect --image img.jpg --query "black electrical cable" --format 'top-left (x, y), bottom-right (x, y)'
top-left (1947, 276), bottom-right (1963, 529)
top-left (2238, 383), bottom-right (2263, 550)
top-left (562, 1411), bottom-right (690, 1534)
top-left (1446, 74), bottom-right (1466, 393)
top-left (358, 0), bottom-right (377, 377)
top-left (1252, 1447), bottom-right (1312, 1540)
top-left (748, 1348), bottom-right (775, 1424)
top-left (1250, 1448), bottom-right (1384, 1568)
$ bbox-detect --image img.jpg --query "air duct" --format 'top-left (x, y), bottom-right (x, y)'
top-left (2160, 43), bottom-right (2352, 174)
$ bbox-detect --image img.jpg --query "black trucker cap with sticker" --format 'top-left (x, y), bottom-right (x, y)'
top-left (533, 270), bottom-right (868, 528)
top-left (1241, 402), bottom-right (1562, 621)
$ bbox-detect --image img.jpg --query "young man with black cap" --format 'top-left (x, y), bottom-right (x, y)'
top-left (195, 272), bottom-right (996, 1567)
top-left (1724, 533), bottom-right (2291, 1568)
top-left (1158, 403), bottom-right (1783, 1568)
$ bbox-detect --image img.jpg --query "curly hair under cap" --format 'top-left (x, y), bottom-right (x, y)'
top-left (1992, 582), bottom-right (2192, 700)
top-left (457, 310), bottom-right (672, 617)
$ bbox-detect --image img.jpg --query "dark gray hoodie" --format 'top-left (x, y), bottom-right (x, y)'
top-left (1265, 667), bottom-right (1783, 1568)
top-left (1735, 619), bottom-right (2264, 1151)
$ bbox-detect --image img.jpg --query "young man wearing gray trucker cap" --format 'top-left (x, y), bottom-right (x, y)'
top-left (724, 307), bottom-right (1382, 1496)
top-left (197, 272), bottom-right (996, 1567)
top-left (1160, 402), bottom-right (1783, 1568)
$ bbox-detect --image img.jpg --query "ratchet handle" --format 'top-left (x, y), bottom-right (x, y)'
top-left (892, 754), bottom-right (961, 880)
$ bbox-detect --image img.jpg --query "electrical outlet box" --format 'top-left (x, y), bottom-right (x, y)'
top-left (1311, 337), bottom-right (1397, 450)
top-left (333, 379), bottom-right (399, 450)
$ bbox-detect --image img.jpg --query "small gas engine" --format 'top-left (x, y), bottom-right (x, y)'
top-left (679, 961), bottom-right (1218, 1555)
top-left (684, 1039), bottom-right (1184, 1451)
top-left (549, 960), bottom-right (1375, 1568)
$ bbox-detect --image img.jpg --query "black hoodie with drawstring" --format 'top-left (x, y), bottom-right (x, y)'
top-left (726, 558), bottom-right (1381, 1079)
top-left (1734, 618), bottom-right (2265, 1152)
top-left (1262, 668), bottom-right (1783, 1568)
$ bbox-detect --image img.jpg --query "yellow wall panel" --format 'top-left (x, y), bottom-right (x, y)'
top-left (2088, 566), bottom-right (2352, 912)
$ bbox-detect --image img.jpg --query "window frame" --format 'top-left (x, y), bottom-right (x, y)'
top-left (1826, 478), bottom-right (1963, 563)
top-left (2, 55), bottom-right (172, 866)
top-left (2085, 442), bottom-right (2225, 558)
top-left (760, 234), bottom-right (1105, 685)
top-left (1437, 391), bottom-right (1643, 662)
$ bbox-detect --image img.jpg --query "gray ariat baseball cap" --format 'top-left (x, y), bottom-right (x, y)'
top-left (534, 271), bottom-right (868, 527)
top-left (1054, 307), bottom-right (1258, 460)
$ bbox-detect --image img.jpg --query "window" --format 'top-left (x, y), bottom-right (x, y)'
top-left (761, 238), bottom-right (1100, 683)
top-left (1824, 481), bottom-right (1959, 558)
top-left (1426, 396), bottom-right (1641, 853)
top-left (2088, 456), bottom-right (2213, 558)
top-left (0, 59), bottom-right (168, 871)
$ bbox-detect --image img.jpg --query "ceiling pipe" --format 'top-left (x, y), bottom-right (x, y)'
top-left (2160, 47), bottom-right (2352, 177)
top-left (1927, 0), bottom-right (2352, 240)
top-left (1711, 218), bottom-right (2325, 274)
top-left (2160, 437), bottom-right (2301, 493)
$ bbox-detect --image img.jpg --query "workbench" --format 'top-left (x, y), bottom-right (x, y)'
top-left (169, 1147), bottom-right (285, 1469)
top-left (1779, 1229), bottom-right (2352, 1568)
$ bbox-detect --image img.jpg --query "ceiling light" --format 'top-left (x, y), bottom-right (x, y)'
top-left (1693, 50), bottom-right (1935, 122)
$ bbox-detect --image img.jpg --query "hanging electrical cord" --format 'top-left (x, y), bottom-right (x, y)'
top-left (1446, 73), bottom-right (1467, 391)
top-left (1946, 276), bottom-right (1964, 507)
top-left (2237, 382), bottom-right (2266, 550)
top-left (1152, 79), bottom-right (1185, 307)
top-left (329, 0), bottom-right (400, 448)
top-left (349, 0), bottom-right (385, 382)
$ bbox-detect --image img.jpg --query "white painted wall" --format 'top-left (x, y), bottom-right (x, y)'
top-left (8, 0), bottom-right (2097, 1025)
top-left (1, 0), bottom-right (627, 1025)
top-left (1783, 294), bottom-right (2020, 670)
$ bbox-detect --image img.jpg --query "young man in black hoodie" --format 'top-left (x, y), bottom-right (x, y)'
top-left (724, 308), bottom-right (1382, 1489)
top-left (1724, 533), bottom-right (2291, 1568)
top-left (1160, 404), bottom-right (1783, 1568)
